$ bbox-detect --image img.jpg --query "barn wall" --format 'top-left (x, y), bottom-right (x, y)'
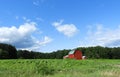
top-left (74, 50), bottom-right (82, 60)
top-left (68, 54), bottom-right (74, 58)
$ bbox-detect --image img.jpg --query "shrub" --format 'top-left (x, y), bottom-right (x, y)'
top-left (35, 62), bottom-right (56, 75)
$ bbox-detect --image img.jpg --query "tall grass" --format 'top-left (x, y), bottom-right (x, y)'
top-left (0, 59), bottom-right (120, 77)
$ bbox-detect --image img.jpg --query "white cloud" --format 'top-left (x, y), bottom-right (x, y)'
top-left (33, 0), bottom-right (45, 6)
top-left (33, 1), bottom-right (39, 6)
top-left (36, 17), bottom-right (44, 22)
top-left (18, 22), bottom-right (37, 35)
top-left (52, 20), bottom-right (78, 37)
top-left (80, 24), bottom-right (120, 47)
top-left (0, 22), bottom-right (52, 51)
top-left (15, 16), bottom-right (19, 20)
top-left (21, 36), bottom-right (53, 51)
top-left (22, 16), bottom-right (31, 22)
top-left (39, 36), bottom-right (53, 46)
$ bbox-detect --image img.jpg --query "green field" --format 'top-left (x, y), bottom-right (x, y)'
top-left (0, 59), bottom-right (120, 77)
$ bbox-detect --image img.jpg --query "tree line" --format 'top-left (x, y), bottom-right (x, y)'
top-left (0, 43), bottom-right (120, 59)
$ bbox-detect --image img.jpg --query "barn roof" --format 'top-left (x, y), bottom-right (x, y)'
top-left (68, 50), bottom-right (75, 54)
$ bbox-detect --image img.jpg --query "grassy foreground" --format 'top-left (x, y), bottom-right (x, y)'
top-left (0, 59), bottom-right (120, 77)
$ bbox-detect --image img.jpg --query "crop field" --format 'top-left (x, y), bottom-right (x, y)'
top-left (0, 59), bottom-right (120, 77)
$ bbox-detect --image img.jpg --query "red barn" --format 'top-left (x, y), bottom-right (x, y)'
top-left (63, 50), bottom-right (82, 60)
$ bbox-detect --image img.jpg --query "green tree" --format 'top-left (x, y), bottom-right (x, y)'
top-left (17, 50), bottom-right (33, 59)
top-left (0, 43), bottom-right (17, 59)
top-left (0, 49), bottom-right (9, 59)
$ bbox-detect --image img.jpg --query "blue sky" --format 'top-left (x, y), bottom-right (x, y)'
top-left (0, 0), bottom-right (120, 52)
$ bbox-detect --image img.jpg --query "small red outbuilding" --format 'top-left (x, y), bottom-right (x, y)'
top-left (63, 50), bottom-right (82, 60)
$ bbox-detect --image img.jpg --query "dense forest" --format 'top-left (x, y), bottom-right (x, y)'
top-left (0, 43), bottom-right (120, 59)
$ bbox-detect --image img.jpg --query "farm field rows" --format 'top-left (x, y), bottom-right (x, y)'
top-left (0, 59), bottom-right (120, 77)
